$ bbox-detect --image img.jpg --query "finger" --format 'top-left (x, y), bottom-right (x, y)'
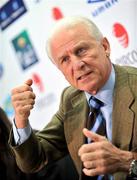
top-left (21, 104), bottom-right (34, 111)
top-left (83, 128), bottom-right (106, 142)
top-left (78, 143), bottom-right (97, 156)
top-left (13, 99), bottom-right (35, 108)
top-left (78, 140), bottom-right (108, 156)
top-left (11, 79), bottom-right (33, 94)
top-left (80, 151), bottom-right (99, 162)
top-left (83, 166), bottom-right (105, 177)
top-left (83, 162), bottom-right (114, 176)
top-left (83, 168), bottom-right (97, 177)
top-left (25, 79), bottom-right (33, 86)
top-left (11, 85), bottom-right (33, 94)
top-left (83, 161), bottom-right (96, 169)
top-left (12, 91), bottom-right (36, 101)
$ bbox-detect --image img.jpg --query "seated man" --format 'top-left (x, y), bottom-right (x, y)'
top-left (9, 16), bottom-right (137, 180)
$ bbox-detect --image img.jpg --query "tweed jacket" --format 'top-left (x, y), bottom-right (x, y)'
top-left (9, 65), bottom-right (137, 180)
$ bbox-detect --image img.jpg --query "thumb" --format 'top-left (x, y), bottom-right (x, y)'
top-left (24, 79), bottom-right (33, 86)
top-left (83, 128), bottom-right (106, 142)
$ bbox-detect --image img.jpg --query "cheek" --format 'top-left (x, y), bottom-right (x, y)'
top-left (62, 68), bottom-right (72, 80)
top-left (63, 69), bottom-right (76, 86)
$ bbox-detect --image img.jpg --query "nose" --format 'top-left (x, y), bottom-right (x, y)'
top-left (72, 58), bottom-right (85, 71)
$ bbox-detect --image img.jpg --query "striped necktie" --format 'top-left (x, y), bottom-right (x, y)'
top-left (87, 96), bottom-right (106, 138)
top-left (85, 96), bottom-right (108, 180)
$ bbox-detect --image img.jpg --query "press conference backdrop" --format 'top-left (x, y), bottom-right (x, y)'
top-left (0, 0), bottom-right (137, 130)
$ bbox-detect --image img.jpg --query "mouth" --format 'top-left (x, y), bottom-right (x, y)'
top-left (77, 71), bottom-right (92, 81)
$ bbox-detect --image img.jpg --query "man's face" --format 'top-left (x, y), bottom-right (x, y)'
top-left (50, 25), bottom-right (111, 95)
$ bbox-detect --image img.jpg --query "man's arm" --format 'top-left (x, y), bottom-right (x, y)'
top-left (9, 79), bottom-right (44, 172)
top-left (9, 81), bottom-right (68, 173)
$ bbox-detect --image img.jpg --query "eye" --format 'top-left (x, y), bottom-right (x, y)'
top-left (61, 56), bottom-right (70, 64)
top-left (75, 48), bottom-right (86, 56)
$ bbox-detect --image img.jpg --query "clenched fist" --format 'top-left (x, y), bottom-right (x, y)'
top-left (11, 79), bottom-right (36, 128)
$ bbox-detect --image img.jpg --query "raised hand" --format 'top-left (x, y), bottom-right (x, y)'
top-left (11, 79), bottom-right (36, 128)
top-left (78, 128), bottom-right (133, 176)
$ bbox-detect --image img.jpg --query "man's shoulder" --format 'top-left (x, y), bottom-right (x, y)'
top-left (124, 66), bottom-right (137, 75)
top-left (114, 64), bottom-right (137, 76)
top-left (114, 65), bottom-right (137, 95)
top-left (59, 86), bottom-right (85, 112)
top-left (62, 86), bottom-right (83, 99)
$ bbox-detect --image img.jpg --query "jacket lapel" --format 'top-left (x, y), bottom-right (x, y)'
top-left (64, 92), bottom-right (89, 174)
top-left (112, 65), bottom-right (134, 151)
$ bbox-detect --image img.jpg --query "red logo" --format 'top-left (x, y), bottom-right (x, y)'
top-left (32, 73), bottom-right (44, 92)
top-left (113, 23), bottom-right (129, 48)
top-left (52, 7), bottom-right (63, 20)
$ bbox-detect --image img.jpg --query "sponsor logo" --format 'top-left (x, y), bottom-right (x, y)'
top-left (115, 49), bottom-right (137, 66)
top-left (87, 0), bottom-right (106, 3)
top-left (113, 23), bottom-right (129, 48)
top-left (0, 0), bottom-right (27, 31)
top-left (87, 0), bottom-right (118, 17)
top-left (12, 30), bottom-right (39, 70)
top-left (0, 63), bottom-right (3, 78)
top-left (33, 0), bottom-right (43, 3)
top-left (52, 7), bottom-right (63, 20)
top-left (32, 73), bottom-right (44, 92)
top-left (3, 94), bottom-right (14, 119)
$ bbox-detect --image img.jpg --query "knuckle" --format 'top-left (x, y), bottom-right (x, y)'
top-left (83, 161), bottom-right (86, 167)
top-left (27, 92), bottom-right (35, 99)
top-left (89, 169), bottom-right (95, 176)
top-left (100, 166), bottom-right (108, 174)
top-left (11, 88), bottom-right (18, 94)
top-left (14, 101), bottom-right (20, 107)
top-left (11, 95), bottom-right (15, 102)
top-left (24, 84), bottom-right (30, 91)
top-left (30, 105), bottom-right (34, 109)
top-left (30, 99), bottom-right (35, 105)
top-left (100, 159), bottom-right (106, 166)
top-left (83, 161), bottom-right (91, 168)
top-left (99, 150), bottom-right (105, 158)
top-left (82, 144), bottom-right (88, 151)
top-left (81, 154), bottom-right (85, 161)
top-left (11, 89), bottom-right (15, 94)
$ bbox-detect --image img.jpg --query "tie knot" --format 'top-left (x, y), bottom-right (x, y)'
top-left (89, 96), bottom-right (104, 110)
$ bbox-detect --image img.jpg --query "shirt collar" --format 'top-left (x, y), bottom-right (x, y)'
top-left (85, 65), bottom-right (115, 106)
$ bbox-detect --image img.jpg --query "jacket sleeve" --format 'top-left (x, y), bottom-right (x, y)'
top-left (8, 87), bottom-right (70, 173)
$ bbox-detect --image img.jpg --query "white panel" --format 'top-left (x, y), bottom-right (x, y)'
top-left (0, 0), bottom-right (136, 129)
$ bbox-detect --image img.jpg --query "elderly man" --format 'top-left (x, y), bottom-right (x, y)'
top-left (9, 16), bottom-right (137, 180)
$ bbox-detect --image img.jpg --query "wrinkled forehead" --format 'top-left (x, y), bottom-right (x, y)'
top-left (50, 24), bottom-right (92, 49)
top-left (49, 25), bottom-right (92, 59)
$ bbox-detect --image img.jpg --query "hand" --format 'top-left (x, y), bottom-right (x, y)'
top-left (78, 128), bottom-right (133, 176)
top-left (11, 79), bottom-right (36, 128)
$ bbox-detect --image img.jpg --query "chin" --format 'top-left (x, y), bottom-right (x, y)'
top-left (79, 87), bottom-right (91, 93)
top-left (84, 87), bottom-right (98, 95)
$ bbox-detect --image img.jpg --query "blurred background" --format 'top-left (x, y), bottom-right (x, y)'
top-left (0, 0), bottom-right (137, 130)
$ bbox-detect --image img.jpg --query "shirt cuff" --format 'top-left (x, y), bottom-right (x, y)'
top-left (12, 119), bottom-right (32, 145)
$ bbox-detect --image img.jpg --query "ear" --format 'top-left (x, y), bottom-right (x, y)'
top-left (101, 37), bottom-right (111, 57)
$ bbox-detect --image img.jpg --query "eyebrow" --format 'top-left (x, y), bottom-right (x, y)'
top-left (73, 41), bottom-right (89, 48)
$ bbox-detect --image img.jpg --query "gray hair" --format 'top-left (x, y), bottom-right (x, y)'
top-left (46, 16), bottom-right (103, 60)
